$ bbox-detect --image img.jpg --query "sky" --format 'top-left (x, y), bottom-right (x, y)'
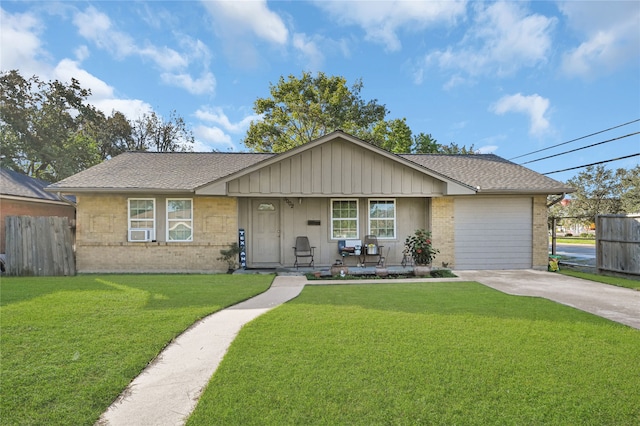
top-left (1, 0), bottom-right (639, 184)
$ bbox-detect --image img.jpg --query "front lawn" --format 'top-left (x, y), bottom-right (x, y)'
top-left (189, 282), bottom-right (640, 425)
top-left (560, 269), bottom-right (640, 290)
top-left (0, 274), bottom-right (273, 426)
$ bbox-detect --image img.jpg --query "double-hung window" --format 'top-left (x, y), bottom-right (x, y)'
top-left (368, 199), bottom-right (396, 239)
top-left (167, 199), bottom-right (193, 242)
top-left (128, 198), bottom-right (155, 241)
top-left (331, 199), bottom-right (358, 239)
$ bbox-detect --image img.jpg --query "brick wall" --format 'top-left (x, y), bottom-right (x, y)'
top-left (76, 194), bottom-right (238, 273)
top-left (430, 197), bottom-right (455, 268)
top-left (532, 195), bottom-right (549, 270)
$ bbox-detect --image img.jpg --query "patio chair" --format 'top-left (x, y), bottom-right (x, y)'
top-left (293, 236), bottom-right (315, 269)
top-left (363, 235), bottom-right (384, 266)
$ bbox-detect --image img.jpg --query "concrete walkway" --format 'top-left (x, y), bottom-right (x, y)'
top-left (97, 276), bottom-right (306, 426)
top-left (98, 270), bottom-right (639, 426)
top-left (456, 269), bottom-right (640, 330)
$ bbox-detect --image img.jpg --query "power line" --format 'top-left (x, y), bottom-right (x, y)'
top-left (542, 153), bottom-right (640, 175)
top-left (521, 132), bottom-right (640, 165)
top-left (509, 118), bottom-right (640, 161)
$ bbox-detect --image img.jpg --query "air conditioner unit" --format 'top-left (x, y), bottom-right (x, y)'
top-left (129, 228), bottom-right (152, 242)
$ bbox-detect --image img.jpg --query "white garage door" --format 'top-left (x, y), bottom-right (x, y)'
top-left (454, 197), bottom-right (532, 269)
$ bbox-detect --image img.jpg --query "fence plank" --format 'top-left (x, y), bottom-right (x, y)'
top-left (4, 215), bottom-right (76, 276)
top-left (596, 214), bottom-right (640, 277)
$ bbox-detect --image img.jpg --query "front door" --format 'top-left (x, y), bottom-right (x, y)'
top-left (251, 199), bottom-right (281, 265)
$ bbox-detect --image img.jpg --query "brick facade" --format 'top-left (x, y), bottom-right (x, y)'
top-left (76, 194), bottom-right (238, 273)
top-left (532, 195), bottom-right (549, 270)
top-left (430, 197), bottom-right (455, 268)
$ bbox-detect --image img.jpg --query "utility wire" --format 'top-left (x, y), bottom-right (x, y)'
top-left (543, 153), bottom-right (640, 175)
top-left (521, 132), bottom-right (640, 165)
top-left (510, 118), bottom-right (640, 161)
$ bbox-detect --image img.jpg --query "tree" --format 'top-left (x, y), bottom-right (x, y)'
top-left (411, 132), bottom-right (476, 154)
top-left (0, 70), bottom-right (102, 181)
top-left (619, 165), bottom-right (640, 213)
top-left (131, 110), bottom-right (194, 152)
top-left (371, 118), bottom-right (413, 153)
top-left (243, 72), bottom-right (388, 152)
top-left (412, 132), bottom-right (440, 153)
top-left (565, 165), bottom-right (624, 223)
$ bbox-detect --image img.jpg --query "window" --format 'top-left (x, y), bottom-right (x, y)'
top-left (167, 199), bottom-right (193, 242)
top-left (128, 199), bottom-right (155, 241)
top-left (331, 199), bottom-right (358, 239)
top-left (368, 199), bottom-right (396, 239)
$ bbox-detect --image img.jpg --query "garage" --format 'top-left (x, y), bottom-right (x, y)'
top-left (454, 197), bottom-right (533, 269)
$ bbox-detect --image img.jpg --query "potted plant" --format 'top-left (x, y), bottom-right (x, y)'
top-left (404, 229), bottom-right (439, 276)
top-left (217, 242), bottom-right (241, 273)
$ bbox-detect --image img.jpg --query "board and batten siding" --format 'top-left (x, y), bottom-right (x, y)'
top-left (454, 197), bottom-right (533, 269)
top-left (226, 139), bottom-right (445, 197)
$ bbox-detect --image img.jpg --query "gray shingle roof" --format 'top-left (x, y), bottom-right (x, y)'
top-left (1, 168), bottom-right (74, 201)
top-left (47, 146), bottom-right (572, 195)
top-left (400, 154), bottom-right (573, 193)
top-left (48, 152), bottom-right (275, 192)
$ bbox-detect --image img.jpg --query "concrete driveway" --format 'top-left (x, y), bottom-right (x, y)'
top-left (456, 269), bottom-right (640, 329)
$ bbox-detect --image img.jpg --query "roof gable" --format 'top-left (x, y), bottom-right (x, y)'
top-left (196, 131), bottom-right (475, 196)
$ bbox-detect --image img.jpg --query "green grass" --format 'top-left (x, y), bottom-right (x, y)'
top-left (0, 274), bottom-right (273, 426)
top-left (550, 237), bottom-right (596, 245)
top-left (560, 269), bottom-right (640, 290)
top-left (189, 282), bottom-right (640, 425)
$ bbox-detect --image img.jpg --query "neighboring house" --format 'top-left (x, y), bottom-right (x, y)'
top-left (47, 131), bottom-right (573, 273)
top-left (0, 168), bottom-right (76, 254)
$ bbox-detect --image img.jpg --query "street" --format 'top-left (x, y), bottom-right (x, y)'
top-left (550, 243), bottom-right (596, 267)
top-left (551, 243), bottom-right (596, 258)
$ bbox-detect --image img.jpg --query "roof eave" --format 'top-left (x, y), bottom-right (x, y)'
top-left (477, 188), bottom-right (576, 195)
top-left (45, 187), bottom-right (196, 194)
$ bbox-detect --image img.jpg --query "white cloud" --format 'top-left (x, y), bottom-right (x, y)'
top-left (195, 107), bottom-right (261, 133)
top-left (193, 125), bottom-right (234, 151)
top-left (161, 71), bottom-right (216, 95)
top-left (0, 9), bottom-right (152, 120)
top-left (314, 0), bottom-right (465, 52)
top-left (72, 6), bottom-right (213, 94)
top-left (53, 59), bottom-right (152, 118)
top-left (418, 2), bottom-right (555, 83)
top-left (201, 0), bottom-right (288, 45)
top-left (559, 1), bottom-right (640, 78)
top-left (0, 8), bottom-right (48, 76)
top-left (477, 145), bottom-right (498, 154)
top-left (292, 33), bottom-right (324, 70)
top-left (491, 93), bottom-right (551, 136)
top-left (200, 0), bottom-right (288, 68)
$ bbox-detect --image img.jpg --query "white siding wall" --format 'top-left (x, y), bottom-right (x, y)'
top-left (454, 197), bottom-right (533, 269)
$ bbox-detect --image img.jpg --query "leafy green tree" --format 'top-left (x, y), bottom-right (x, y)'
top-left (438, 142), bottom-right (477, 155)
top-left (243, 72), bottom-right (388, 152)
top-left (619, 165), bottom-right (640, 213)
top-left (131, 110), bottom-right (194, 152)
top-left (0, 70), bottom-right (102, 180)
top-left (90, 111), bottom-right (135, 159)
top-left (411, 132), bottom-right (476, 154)
top-left (412, 132), bottom-right (440, 153)
top-left (565, 165), bottom-right (624, 223)
top-left (371, 118), bottom-right (413, 153)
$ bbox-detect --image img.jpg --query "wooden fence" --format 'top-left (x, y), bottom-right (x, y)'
top-left (5, 216), bottom-right (75, 276)
top-left (596, 214), bottom-right (639, 277)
